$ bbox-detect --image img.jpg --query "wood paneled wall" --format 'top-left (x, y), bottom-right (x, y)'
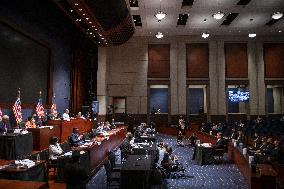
top-left (186, 43), bottom-right (209, 78)
top-left (225, 43), bottom-right (248, 78)
top-left (264, 43), bottom-right (284, 78)
top-left (148, 44), bottom-right (170, 78)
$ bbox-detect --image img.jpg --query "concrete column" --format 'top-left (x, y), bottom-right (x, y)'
top-left (248, 42), bottom-right (258, 115)
top-left (217, 41), bottom-right (226, 115)
top-left (170, 42), bottom-right (178, 115)
top-left (256, 41), bottom-right (266, 115)
top-left (177, 42), bottom-right (187, 115)
top-left (97, 47), bottom-right (107, 116)
top-left (209, 41), bottom-right (218, 116)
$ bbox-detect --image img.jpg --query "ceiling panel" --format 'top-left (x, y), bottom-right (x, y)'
top-left (130, 0), bottom-right (284, 36)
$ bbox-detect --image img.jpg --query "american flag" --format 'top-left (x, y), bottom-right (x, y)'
top-left (0, 107), bottom-right (2, 120)
top-left (13, 91), bottom-right (22, 123)
top-left (50, 95), bottom-right (57, 115)
top-left (36, 97), bottom-right (45, 118)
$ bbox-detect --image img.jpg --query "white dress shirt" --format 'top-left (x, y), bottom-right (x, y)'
top-left (49, 143), bottom-right (63, 160)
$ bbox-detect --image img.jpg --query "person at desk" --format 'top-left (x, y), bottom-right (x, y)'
top-left (103, 122), bottom-right (111, 131)
top-left (48, 111), bottom-right (59, 120)
top-left (120, 132), bottom-right (133, 160)
top-left (0, 115), bottom-right (11, 133)
top-left (96, 122), bottom-right (104, 133)
top-left (69, 128), bottom-right (83, 146)
top-left (77, 112), bottom-right (85, 120)
top-left (212, 132), bottom-right (226, 149)
top-left (62, 109), bottom-right (70, 121)
top-left (25, 116), bottom-right (37, 128)
top-left (49, 136), bottom-right (63, 160)
top-left (64, 151), bottom-right (89, 189)
top-left (110, 118), bottom-right (116, 129)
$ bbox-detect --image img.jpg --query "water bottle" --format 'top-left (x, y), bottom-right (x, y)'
top-left (36, 154), bottom-right (40, 162)
top-left (145, 150), bottom-right (148, 159)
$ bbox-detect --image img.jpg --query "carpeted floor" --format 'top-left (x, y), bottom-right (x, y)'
top-left (86, 134), bottom-right (248, 189)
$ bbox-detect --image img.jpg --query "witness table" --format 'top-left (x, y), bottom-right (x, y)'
top-left (132, 142), bottom-right (158, 163)
top-left (47, 119), bottom-right (94, 142)
top-left (140, 135), bottom-right (156, 142)
top-left (27, 126), bottom-right (60, 151)
top-left (0, 161), bottom-right (47, 182)
top-left (56, 127), bottom-right (126, 182)
top-left (121, 155), bottom-right (152, 189)
top-left (56, 152), bottom-right (90, 182)
top-left (0, 133), bottom-right (33, 160)
top-left (196, 145), bottom-right (214, 165)
top-left (79, 127), bottom-right (126, 172)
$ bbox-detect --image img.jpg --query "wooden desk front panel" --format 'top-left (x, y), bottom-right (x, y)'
top-left (47, 119), bottom-right (94, 142)
top-left (28, 126), bottom-right (60, 151)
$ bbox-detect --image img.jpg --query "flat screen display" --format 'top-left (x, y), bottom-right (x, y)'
top-left (228, 90), bottom-right (249, 102)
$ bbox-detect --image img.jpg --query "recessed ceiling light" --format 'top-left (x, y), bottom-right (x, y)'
top-left (248, 33), bottom-right (256, 38)
top-left (201, 32), bottom-right (210, 38)
top-left (213, 11), bottom-right (225, 20)
top-left (154, 11), bottom-right (167, 21)
top-left (203, 18), bottom-right (207, 22)
top-left (155, 32), bottom-right (164, 39)
top-left (279, 30), bottom-right (282, 33)
top-left (272, 12), bottom-right (283, 20)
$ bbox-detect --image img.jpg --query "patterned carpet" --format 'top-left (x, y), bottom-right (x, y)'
top-left (87, 134), bottom-right (248, 189)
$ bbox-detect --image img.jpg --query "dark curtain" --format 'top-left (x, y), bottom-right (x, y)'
top-left (188, 88), bottom-right (204, 114)
top-left (149, 88), bottom-right (168, 113)
top-left (267, 88), bottom-right (274, 113)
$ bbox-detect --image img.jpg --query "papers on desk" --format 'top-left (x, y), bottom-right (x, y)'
top-left (0, 165), bottom-right (9, 170)
top-left (80, 141), bottom-right (94, 147)
top-left (13, 129), bottom-right (28, 134)
top-left (63, 151), bottom-right (72, 157)
top-left (39, 126), bottom-right (54, 130)
top-left (15, 159), bottom-right (35, 168)
top-left (199, 143), bottom-right (212, 148)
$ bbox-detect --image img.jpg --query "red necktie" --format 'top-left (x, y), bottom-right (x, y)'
top-left (3, 124), bottom-right (6, 131)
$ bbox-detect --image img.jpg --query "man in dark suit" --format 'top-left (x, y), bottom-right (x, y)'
top-left (69, 128), bottom-right (83, 146)
top-left (0, 115), bottom-right (11, 133)
top-left (212, 132), bottom-right (226, 149)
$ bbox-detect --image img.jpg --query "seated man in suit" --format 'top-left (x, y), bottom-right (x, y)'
top-left (120, 132), bottom-right (133, 160)
top-left (69, 128), bottom-right (83, 146)
top-left (0, 115), bottom-right (11, 133)
top-left (212, 132), bottom-right (226, 149)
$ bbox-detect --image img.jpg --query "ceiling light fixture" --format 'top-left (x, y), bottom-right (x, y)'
top-left (155, 11), bottom-right (167, 21)
top-left (272, 12), bottom-right (283, 20)
top-left (154, 0), bottom-right (166, 22)
top-left (213, 11), bottom-right (225, 20)
top-left (279, 30), bottom-right (282, 33)
top-left (155, 32), bottom-right (164, 39)
top-left (248, 33), bottom-right (256, 38)
top-left (201, 32), bottom-right (210, 38)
